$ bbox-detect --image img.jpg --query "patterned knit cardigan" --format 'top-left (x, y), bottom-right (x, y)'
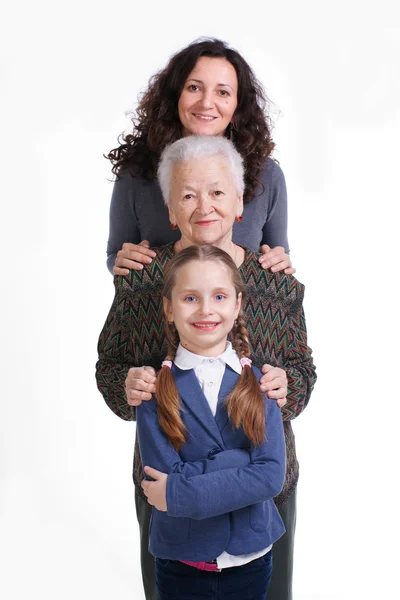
top-left (96, 244), bottom-right (317, 508)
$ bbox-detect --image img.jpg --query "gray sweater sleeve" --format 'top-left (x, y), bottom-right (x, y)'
top-left (261, 161), bottom-right (289, 253)
top-left (106, 174), bottom-right (140, 274)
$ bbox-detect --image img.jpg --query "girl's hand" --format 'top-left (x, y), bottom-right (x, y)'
top-left (113, 240), bottom-right (157, 276)
top-left (125, 366), bottom-right (157, 406)
top-left (142, 466), bottom-right (168, 511)
top-left (258, 245), bottom-right (296, 275)
top-left (260, 364), bottom-right (287, 408)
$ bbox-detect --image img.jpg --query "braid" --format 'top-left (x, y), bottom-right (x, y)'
top-left (165, 321), bottom-right (180, 358)
top-left (226, 312), bottom-right (266, 445)
top-left (230, 312), bottom-right (252, 359)
top-left (156, 321), bottom-right (186, 451)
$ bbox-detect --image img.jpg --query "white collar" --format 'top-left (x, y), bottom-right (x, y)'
top-left (174, 341), bottom-right (242, 375)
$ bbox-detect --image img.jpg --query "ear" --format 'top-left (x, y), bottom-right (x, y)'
top-left (168, 204), bottom-right (177, 227)
top-left (163, 297), bottom-right (173, 322)
top-left (234, 292), bottom-right (242, 320)
top-left (237, 193), bottom-right (243, 217)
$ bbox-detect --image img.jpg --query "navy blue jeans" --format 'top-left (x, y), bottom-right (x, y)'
top-left (155, 552), bottom-right (273, 600)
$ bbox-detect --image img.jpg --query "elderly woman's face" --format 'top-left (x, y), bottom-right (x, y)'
top-left (168, 155), bottom-right (243, 248)
top-left (178, 57), bottom-right (238, 137)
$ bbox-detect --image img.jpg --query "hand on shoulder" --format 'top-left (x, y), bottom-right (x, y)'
top-left (258, 245), bottom-right (296, 275)
top-left (113, 240), bottom-right (156, 276)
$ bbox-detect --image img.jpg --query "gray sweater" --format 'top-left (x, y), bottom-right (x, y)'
top-left (106, 158), bottom-right (289, 274)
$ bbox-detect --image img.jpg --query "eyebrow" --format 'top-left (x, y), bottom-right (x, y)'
top-left (186, 78), bottom-right (235, 91)
top-left (181, 182), bottom-right (223, 193)
top-left (179, 287), bottom-right (232, 294)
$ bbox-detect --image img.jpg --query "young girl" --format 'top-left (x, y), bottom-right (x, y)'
top-left (136, 245), bottom-right (286, 600)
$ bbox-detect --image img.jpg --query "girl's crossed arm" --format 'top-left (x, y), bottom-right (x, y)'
top-left (139, 397), bottom-right (286, 519)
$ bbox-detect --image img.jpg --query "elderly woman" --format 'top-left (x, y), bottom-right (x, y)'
top-left (96, 136), bottom-right (316, 600)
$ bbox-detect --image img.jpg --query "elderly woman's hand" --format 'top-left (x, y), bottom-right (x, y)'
top-left (260, 364), bottom-right (287, 408)
top-left (125, 366), bottom-right (157, 406)
top-left (113, 241), bottom-right (156, 276)
top-left (258, 245), bottom-right (296, 275)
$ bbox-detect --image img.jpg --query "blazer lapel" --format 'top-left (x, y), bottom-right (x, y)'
top-left (214, 366), bottom-right (239, 433)
top-left (173, 366), bottom-right (225, 448)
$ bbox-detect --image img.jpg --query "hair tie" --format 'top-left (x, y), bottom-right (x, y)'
top-left (240, 357), bottom-right (252, 368)
top-left (162, 360), bottom-right (173, 369)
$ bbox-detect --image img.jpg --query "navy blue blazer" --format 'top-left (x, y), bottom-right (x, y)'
top-left (136, 364), bottom-right (286, 561)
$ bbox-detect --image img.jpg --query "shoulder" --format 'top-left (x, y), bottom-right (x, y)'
top-left (113, 244), bottom-right (173, 292)
top-left (241, 249), bottom-right (305, 301)
top-left (251, 364), bottom-right (263, 380)
top-left (250, 366), bottom-right (281, 417)
top-left (259, 159), bottom-right (286, 187)
top-left (114, 171), bottom-right (159, 193)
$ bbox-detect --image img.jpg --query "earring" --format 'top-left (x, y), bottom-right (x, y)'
top-left (235, 216), bottom-right (243, 223)
top-left (169, 223), bottom-right (178, 230)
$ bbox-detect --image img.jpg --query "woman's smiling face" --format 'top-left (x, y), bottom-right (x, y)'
top-left (168, 155), bottom-right (243, 249)
top-left (178, 57), bottom-right (238, 137)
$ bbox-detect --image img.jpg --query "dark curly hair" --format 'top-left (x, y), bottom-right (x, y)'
top-left (106, 38), bottom-right (276, 204)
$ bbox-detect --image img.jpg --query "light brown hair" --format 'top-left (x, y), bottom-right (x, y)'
top-left (156, 245), bottom-right (265, 451)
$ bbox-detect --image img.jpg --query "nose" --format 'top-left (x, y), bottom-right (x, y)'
top-left (197, 194), bottom-right (213, 215)
top-left (199, 89), bottom-right (214, 110)
top-left (198, 298), bottom-right (213, 316)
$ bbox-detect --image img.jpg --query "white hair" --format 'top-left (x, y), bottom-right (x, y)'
top-left (157, 136), bottom-right (245, 205)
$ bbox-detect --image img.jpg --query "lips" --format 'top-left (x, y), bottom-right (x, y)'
top-left (192, 113), bottom-right (217, 121)
top-left (195, 220), bottom-right (217, 226)
top-left (191, 322), bottom-right (220, 329)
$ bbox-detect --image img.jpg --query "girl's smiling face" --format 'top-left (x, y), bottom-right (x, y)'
top-left (163, 259), bottom-right (242, 357)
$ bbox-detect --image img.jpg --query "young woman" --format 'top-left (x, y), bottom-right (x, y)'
top-left (136, 245), bottom-right (287, 600)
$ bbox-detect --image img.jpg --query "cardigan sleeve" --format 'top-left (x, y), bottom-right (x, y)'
top-left (96, 273), bottom-right (136, 420)
top-left (137, 397), bottom-right (252, 478)
top-left (166, 398), bottom-right (286, 520)
top-left (106, 174), bottom-right (141, 274)
top-left (281, 282), bottom-right (317, 421)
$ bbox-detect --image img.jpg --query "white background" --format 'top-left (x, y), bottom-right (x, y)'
top-left (1, 1), bottom-right (399, 598)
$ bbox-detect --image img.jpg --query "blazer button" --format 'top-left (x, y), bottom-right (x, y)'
top-left (208, 448), bottom-right (221, 458)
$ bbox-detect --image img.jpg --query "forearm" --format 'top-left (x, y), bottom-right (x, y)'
top-left (166, 401), bottom-right (286, 520)
top-left (170, 449), bottom-right (251, 477)
top-left (282, 294), bottom-right (317, 420)
top-left (166, 461), bottom-right (284, 520)
top-left (283, 360), bottom-right (316, 420)
top-left (96, 359), bottom-right (135, 421)
top-left (96, 271), bottom-right (150, 420)
top-left (106, 252), bottom-right (117, 275)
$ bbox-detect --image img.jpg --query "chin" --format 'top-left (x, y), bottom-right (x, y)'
top-left (188, 124), bottom-right (222, 137)
top-left (194, 237), bottom-right (221, 247)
